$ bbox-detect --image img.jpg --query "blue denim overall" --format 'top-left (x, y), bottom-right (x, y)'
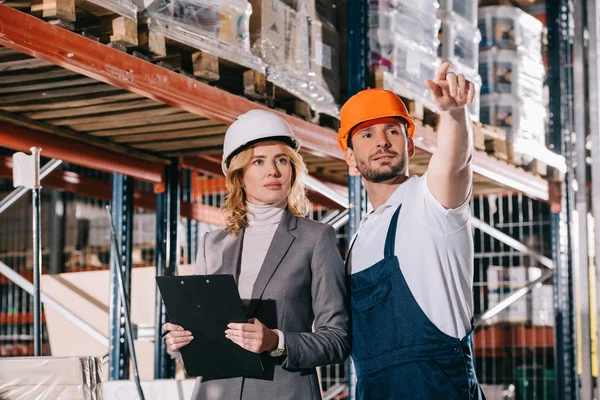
top-left (350, 204), bottom-right (485, 400)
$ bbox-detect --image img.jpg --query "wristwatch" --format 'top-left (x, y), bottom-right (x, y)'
top-left (269, 329), bottom-right (286, 357)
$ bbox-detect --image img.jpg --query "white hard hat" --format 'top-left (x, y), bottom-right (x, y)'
top-left (221, 109), bottom-right (301, 174)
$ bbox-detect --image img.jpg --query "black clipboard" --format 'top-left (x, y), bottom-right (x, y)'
top-left (156, 274), bottom-right (264, 378)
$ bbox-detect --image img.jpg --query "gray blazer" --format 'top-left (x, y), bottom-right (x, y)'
top-left (191, 210), bottom-right (350, 400)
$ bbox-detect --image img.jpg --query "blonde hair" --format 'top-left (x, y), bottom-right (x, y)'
top-left (221, 141), bottom-right (310, 236)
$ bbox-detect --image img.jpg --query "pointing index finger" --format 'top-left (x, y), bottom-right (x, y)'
top-left (434, 61), bottom-right (452, 83)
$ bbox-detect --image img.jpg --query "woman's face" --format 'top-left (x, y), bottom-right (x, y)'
top-left (242, 143), bottom-right (293, 206)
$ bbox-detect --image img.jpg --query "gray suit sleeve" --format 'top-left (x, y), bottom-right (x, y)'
top-left (193, 232), bottom-right (208, 275)
top-left (283, 224), bottom-right (351, 369)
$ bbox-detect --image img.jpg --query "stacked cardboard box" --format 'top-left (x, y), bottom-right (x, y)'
top-left (439, 0), bottom-right (482, 121)
top-left (478, 6), bottom-right (546, 152)
top-left (151, 0), bottom-right (252, 51)
top-left (486, 266), bottom-right (541, 323)
top-left (249, 0), bottom-right (339, 109)
top-left (369, 0), bottom-right (442, 103)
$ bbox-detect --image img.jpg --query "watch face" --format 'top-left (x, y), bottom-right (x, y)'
top-left (269, 349), bottom-right (283, 357)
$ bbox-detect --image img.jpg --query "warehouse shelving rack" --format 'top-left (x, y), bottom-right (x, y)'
top-left (0, 0), bottom-right (598, 398)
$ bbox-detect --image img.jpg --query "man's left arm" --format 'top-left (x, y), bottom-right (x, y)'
top-left (425, 62), bottom-right (476, 209)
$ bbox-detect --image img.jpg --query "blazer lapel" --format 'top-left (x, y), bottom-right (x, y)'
top-left (246, 211), bottom-right (296, 318)
top-left (221, 229), bottom-right (244, 284)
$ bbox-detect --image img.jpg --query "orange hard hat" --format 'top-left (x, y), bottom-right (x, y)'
top-left (338, 89), bottom-right (415, 152)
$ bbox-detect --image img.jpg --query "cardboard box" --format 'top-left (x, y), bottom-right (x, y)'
top-left (532, 284), bottom-right (554, 326)
top-left (287, 4), bottom-right (309, 76)
top-left (309, 18), bottom-right (340, 100)
top-left (217, 1), bottom-right (252, 50)
top-left (281, 0), bottom-right (335, 24)
top-left (488, 290), bottom-right (529, 323)
top-left (487, 266), bottom-right (542, 289)
top-left (249, 0), bottom-right (292, 66)
top-left (486, 266), bottom-right (543, 323)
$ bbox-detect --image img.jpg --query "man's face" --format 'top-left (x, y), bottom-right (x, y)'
top-left (344, 122), bottom-right (414, 183)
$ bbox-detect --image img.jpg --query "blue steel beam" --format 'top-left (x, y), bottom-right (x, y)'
top-left (183, 169), bottom-right (197, 265)
top-left (346, 0), bottom-right (370, 397)
top-left (154, 160), bottom-right (180, 379)
top-left (546, 0), bottom-right (579, 397)
top-left (108, 173), bottom-right (133, 380)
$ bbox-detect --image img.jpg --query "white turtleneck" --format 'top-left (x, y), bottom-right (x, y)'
top-left (238, 199), bottom-right (286, 305)
top-left (240, 200), bottom-right (287, 353)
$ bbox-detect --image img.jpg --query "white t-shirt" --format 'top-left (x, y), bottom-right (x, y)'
top-left (350, 173), bottom-right (474, 338)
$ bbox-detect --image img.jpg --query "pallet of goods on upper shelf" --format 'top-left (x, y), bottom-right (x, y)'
top-left (8, 0), bottom-right (140, 48)
top-left (141, 0), bottom-right (340, 120)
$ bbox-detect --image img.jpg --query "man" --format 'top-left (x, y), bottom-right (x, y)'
top-left (339, 62), bottom-right (485, 399)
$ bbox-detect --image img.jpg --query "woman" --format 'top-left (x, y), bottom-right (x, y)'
top-left (163, 109), bottom-right (350, 400)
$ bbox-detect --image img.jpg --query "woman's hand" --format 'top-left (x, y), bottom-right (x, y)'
top-left (225, 318), bottom-right (279, 354)
top-left (163, 322), bottom-right (193, 351)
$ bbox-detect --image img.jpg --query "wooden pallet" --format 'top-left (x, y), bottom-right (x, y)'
top-left (483, 124), bottom-right (509, 161)
top-left (372, 71), bottom-right (439, 129)
top-left (478, 0), bottom-right (541, 7)
top-left (140, 22), bottom-right (257, 86)
top-left (140, 17), bottom-right (338, 124)
top-left (481, 124), bottom-right (555, 179)
top-left (26, 0), bottom-right (138, 47)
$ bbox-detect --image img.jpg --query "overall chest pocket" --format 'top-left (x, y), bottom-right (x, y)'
top-left (351, 275), bottom-right (397, 360)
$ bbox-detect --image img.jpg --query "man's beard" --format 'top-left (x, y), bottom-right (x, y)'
top-left (356, 150), bottom-right (408, 183)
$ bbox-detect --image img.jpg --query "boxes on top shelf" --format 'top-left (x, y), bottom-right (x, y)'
top-left (487, 266), bottom-right (542, 290)
top-left (479, 48), bottom-right (545, 102)
top-left (478, 6), bottom-right (543, 61)
top-left (393, 0), bottom-right (439, 15)
top-left (249, 0), bottom-right (297, 72)
top-left (463, 71), bottom-right (481, 122)
top-left (438, 0), bottom-right (478, 26)
top-left (480, 93), bottom-right (546, 145)
top-left (282, 0), bottom-right (335, 25)
top-left (371, 31), bottom-right (442, 102)
top-left (486, 266), bottom-right (542, 324)
top-left (309, 18), bottom-right (340, 101)
top-left (248, 0), bottom-right (339, 115)
top-left (532, 284), bottom-right (554, 326)
top-left (370, 0), bottom-right (441, 54)
top-left (439, 13), bottom-right (481, 76)
top-left (150, 0), bottom-right (252, 51)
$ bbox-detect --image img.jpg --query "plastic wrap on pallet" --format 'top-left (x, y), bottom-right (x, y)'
top-left (463, 72), bottom-right (481, 122)
top-left (370, 0), bottom-right (441, 54)
top-left (438, 0), bottom-right (477, 25)
top-left (250, 0), bottom-right (302, 77)
top-left (309, 18), bottom-right (340, 102)
top-left (440, 14), bottom-right (481, 76)
top-left (395, 36), bottom-right (441, 99)
top-left (95, 0), bottom-right (138, 21)
top-left (370, 29), bottom-right (396, 73)
top-left (480, 93), bottom-right (546, 145)
top-left (0, 356), bottom-right (103, 399)
top-left (371, 32), bottom-right (441, 108)
top-left (479, 48), bottom-right (544, 102)
top-left (478, 6), bottom-right (543, 60)
top-left (148, 0), bottom-right (252, 51)
top-left (249, 0), bottom-right (338, 116)
top-left (393, 0), bottom-right (439, 14)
